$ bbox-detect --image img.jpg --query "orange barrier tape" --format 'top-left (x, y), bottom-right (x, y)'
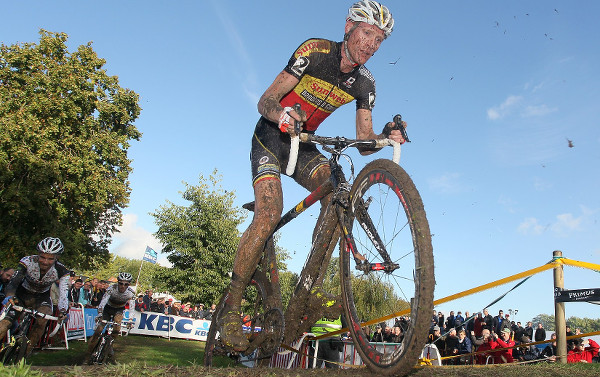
top-left (315, 257), bottom-right (598, 341)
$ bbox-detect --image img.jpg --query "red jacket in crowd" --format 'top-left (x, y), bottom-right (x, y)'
top-left (567, 339), bottom-right (599, 363)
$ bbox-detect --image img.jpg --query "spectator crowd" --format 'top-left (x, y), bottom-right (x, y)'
top-left (425, 308), bottom-right (599, 364)
top-left (131, 288), bottom-right (217, 320)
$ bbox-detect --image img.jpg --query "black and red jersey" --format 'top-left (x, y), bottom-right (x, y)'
top-left (281, 38), bottom-right (376, 132)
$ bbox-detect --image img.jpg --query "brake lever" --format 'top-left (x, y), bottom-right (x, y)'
top-left (393, 114), bottom-right (410, 143)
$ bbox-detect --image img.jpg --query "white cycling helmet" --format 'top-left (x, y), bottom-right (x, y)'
top-left (118, 272), bottom-right (133, 283)
top-left (37, 237), bottom-right (64, 255)
top-left (347, 1), bottom-right (394, 38)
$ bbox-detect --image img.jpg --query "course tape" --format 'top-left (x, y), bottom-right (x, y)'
top-left (314, 257), bottom-right (597, 341)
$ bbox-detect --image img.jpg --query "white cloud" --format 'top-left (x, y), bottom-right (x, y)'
top-left (549, 213), bottom-right (582, 236)
top-left (522, 104), bottom-right (557, 117)
top-left (533, 177), bottom-right (552, 191)
top-left (111, 213), bottom-right (170, 267)
top-left (518, 206), bottom-right (596, 237)
top-left (428, 173), bottom-right (464, 194)
top-left (518, 217), bottom-right (545, 235)
top-left (487, 95), bottom-right (522, 120)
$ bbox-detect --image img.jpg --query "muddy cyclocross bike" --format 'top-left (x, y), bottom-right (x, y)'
top-left (0, 303), bottom-right (62, 364)
top-left (88, 316), bottom-right (119, 365)
top-left (204, 112), bottom-right (434, 375)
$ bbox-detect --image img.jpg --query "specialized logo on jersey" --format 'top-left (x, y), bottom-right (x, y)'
top-left (294, 39), bottom-right (331, 58)
top-left (342, 77), bottom-right (356, 89)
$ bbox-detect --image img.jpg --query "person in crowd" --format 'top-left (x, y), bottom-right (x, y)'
top-left (445, 310), bottom-right (456, 330)
top-left (500, 313), bottom-right (512, 333)
top-left (437, 311), bottom-right (445, 332)
top-left (204, 303), bottom-right (216, 320)
top-left (0, 267), bottom-right (16, 306)
top-left (0, 237), bottom-right (70, 355)
top-left (465, 311), bottom-right (475, 335)
top-left (471, 329), bottom-right (497, 365)
top-left (143, 289), bottom-right (153, 310)
top-left (172, 301), bottom-right (182, 316)
top-left (382, 324), bottom-right (394, 342)
top-left (534, 322), bottom-right (546, 342)
top-left (195, 303), bottom-right (205, 319)
top-left (371, 323), bottom-right (384, 342)
top-left (68, 278), bottom-right (83, 305)
top-left (90, 280), bottom-right (107, 307)
top-left (134, 293), bottom-right (147, 312)
top-left (473, 312), bottom-right (484, 337)
top-left (79, 280), bottom-right (92, 306)
top-left (391, 326), bottom-right (403, 343)
top-left (567, 338), bottom-right (599, 363)
top-left (523, 321), bottom-right (534, 340)
top-left (443, 328), bottom-right (459, 364)
top-left (513, 321), bottom-right (523, 340)
top-left (431, 309), bottom-right (438, 328)
top-left (456, 329), bottom-right (472, 364)
top-left (428, 325), bottom-right (445, 351)
top-left (481, 308), bottom-right (494, 332)
top-left (310, 315), bottom-right (344, 368)
top-left (455, 311), bottom-right (465, 331)
top-left (155, 298), bottom-right (166, 314)
top-left (566, 325), bottom-right (575, 348)
top-left (87, 272), bottom-right (136, 357)
top-left (180, 302), bottom-right (192, 317)
top-left (492, 310), bottom-right (505, 334)
top-left (149, 298), bottom-right (159, 313)
top-left (540, 332), bottom-right (557, 361)
top-left (514, 335), bottom-right (540, 361)
top-left (494, 328), bottom-right (515, 363)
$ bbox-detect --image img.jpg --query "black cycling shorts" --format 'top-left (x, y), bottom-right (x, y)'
top-left (101, 304), bottom-right (124, 320)
top-left (251, 117), bottom-right (329, 189)
top-left (3, 285), bottom-right (53, 321)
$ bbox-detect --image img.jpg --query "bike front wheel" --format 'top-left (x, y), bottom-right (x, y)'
top-left (0, 336), bottom-right (27, 364)
top-left (339, 159), bottom-right (434, 375)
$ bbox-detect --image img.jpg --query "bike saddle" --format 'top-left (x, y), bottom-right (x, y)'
top-left (242, 202), bottom-right (255, 212)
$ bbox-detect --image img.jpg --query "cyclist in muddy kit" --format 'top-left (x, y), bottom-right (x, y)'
top-left (0, 237), bottom-right (70, 355)
top-left (87, 272), bottom-right (136, 355)
top-left (220, 1), bottom-right (407, 352)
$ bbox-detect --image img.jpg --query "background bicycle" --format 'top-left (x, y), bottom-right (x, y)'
top-left (88, 317), bottom-right (118, 365)
top-left (205, 125), bottom-right (434, 376)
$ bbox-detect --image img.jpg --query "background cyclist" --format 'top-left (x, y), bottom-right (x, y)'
top-left (0, 237), bottom-right (70, 355)
top-left (220, 1), bottom-right (406, 352)
top-left (87, 272), bottom-right (135, 355)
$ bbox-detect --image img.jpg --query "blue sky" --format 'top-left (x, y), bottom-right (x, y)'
top-left (2, 1), bottom-right (599, 325)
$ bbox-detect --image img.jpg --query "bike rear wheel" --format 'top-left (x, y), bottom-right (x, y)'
top-left (203, 237), bottom-right (284, 367)
top-left (339, 159), bottom-right (434, 375)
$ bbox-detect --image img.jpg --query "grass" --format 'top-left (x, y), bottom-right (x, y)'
top-left (1, 335), bottom-right (599, 376)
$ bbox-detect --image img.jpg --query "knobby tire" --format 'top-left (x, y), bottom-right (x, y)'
top-left (203, 236), bottom-right (283, 367)
top-left (339, 159), bottom-right (435, 376)
top-left (0, 336), bottom-right (27, 365)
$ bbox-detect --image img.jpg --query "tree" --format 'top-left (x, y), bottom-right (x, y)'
top-left (532, 314), bottom-right (555, 331)
top-left (322, 257), bottom-right (408, 322)
top-left (78, 254), bottom-right (166, 294)
top-left (0, 30), bottom-right (141, 269)
top-left (151, 172), bottom-right (245, 306)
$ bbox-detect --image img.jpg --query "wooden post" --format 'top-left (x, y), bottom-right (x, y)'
top-left (553, 250), bottom-right (567, 363)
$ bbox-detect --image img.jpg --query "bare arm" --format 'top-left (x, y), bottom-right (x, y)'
top-left (355, 109), bottom-right (407, 155)
top-left (257, 70), bottom-right (305, 127)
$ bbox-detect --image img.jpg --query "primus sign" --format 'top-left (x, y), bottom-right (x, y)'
top-left (127, 311), bottom-right (211, 341)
